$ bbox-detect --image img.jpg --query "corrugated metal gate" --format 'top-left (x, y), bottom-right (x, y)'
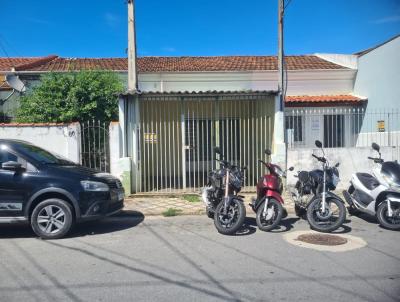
top-left (129, 92), bottom-right (275, 193)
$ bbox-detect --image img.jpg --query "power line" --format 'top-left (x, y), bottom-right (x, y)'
top-left (284, 0), bottom-right (293, 10)
top-left (0, 38), bottom-right (10, 58)
top-left (0, 34), bottom-right (21, 57)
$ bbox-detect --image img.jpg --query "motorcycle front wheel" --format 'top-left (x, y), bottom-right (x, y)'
top-left (307, 197), bottom-right (346, 233)
top-left (214, 198), bottom-right (246, 235)
top-left (377, 201), bottom-right (400, 230)
top-left (256, 198), bottom-right (283, 232)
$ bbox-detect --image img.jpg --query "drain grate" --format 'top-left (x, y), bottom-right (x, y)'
top-left (296, 233), bottom-right (348, 246)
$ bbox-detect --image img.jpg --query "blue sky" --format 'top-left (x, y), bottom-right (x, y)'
top-left (1, 0), bottom-right (399, 58)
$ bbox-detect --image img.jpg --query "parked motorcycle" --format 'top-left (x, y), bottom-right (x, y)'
top-left (290, 140), bottom-right (346, 232)
top-left (250, 149), bottom-right (293, 231)
top-left (201, 147), bottom-right (246, 235)
top-left (343, 143), bottom-right (400, 230)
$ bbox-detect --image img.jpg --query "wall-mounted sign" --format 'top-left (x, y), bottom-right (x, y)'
top-left (311, 117), bottom-right (320, 131)
top-left (377, 120), bottom-right (385, 132)
top-left (144, 132), bottom-right (158, 143)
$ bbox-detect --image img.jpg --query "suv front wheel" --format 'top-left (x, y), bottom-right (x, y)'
top-left (31, 199), bottom-right (74, 239)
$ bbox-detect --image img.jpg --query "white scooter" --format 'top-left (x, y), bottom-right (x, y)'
top-left (343, 143), bottom-right (400, 230)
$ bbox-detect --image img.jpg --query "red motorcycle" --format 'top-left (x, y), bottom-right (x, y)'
top-left (250, 149), bottom-right (293, 231)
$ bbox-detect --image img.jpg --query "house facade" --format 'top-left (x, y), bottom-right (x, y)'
top-left (1, 36), bottom-right (398, 192)
top-left (1, 54), bottom-right (365, 192)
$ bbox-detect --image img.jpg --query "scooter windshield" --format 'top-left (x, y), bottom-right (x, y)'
top-left (381, 161), bottom-right (400, 186)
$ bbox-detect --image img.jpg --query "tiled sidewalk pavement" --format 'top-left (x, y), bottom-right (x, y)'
top-left (124, 191), bottom-right (296, 216)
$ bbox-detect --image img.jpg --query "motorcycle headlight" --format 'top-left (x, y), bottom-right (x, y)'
top-left (81, 180), bottom-right (109, 192)
top-left (382, 174), bottom-right (400, 191)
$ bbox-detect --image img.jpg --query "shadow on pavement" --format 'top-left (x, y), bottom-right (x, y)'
top-left (350, 211), bottom-right (379, 224)
top-left (0, 210), bottom-right (144, 239)
top-left (235, 216), bottom-right (300, 236)
top-left (69, 210), bottom-right (145, 238)
top-left (331, 223), bottom-right (352, 234)
top-left (349, 211), bottom-right (400, 231)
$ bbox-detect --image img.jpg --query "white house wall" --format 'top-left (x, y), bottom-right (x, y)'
top-left (314, 53), bottom-right (358, 69)
top-left (0, 123), bottom-right (81, 163)
top-left (117, 69), bottom-right (357, 95)
top-left (16, 68), bottom-right (356, 98)
top-left (353, 36), bottom-right (400, 131)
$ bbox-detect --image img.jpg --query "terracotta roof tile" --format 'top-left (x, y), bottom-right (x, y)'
top-left (0, 55), bottom-right (349, 73)
top-left (285, 95), bottom-right (366, 107)
top-left (13, 55), bottom-right (58, 71)
top-left (0, 57), bottom-right (48, 72)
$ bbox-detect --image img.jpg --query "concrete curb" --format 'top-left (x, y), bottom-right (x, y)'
top-left (123, 200), bottom-right (296, 217)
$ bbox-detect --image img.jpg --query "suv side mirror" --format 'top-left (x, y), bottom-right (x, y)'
top-left (315, 140), bottom-right (323, 148)
top-left (1, 161), bottom-right (24, 172)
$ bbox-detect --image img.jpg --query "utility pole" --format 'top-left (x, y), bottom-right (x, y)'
top-left (127, 0), bottom-right (138, 91)
top-left (278, 0), bottom-right (284, 112)
top-left (273, 0), bottom-right (287, 169)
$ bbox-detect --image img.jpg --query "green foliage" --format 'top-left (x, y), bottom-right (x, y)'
top-left (162, 208), bottom-right (182, 217)
top-left (16, 70), bottom-right (123, 123)
top-left (183, 194), bottom-right (200, 203)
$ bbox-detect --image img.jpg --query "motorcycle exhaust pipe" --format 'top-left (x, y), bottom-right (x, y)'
top-left (342, 190), bottom-right (355, 207)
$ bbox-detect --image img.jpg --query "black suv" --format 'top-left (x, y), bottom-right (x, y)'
top-left (0, 139), bottom-right (124, 239)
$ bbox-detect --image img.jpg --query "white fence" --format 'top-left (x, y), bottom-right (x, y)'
top-left (0, 123), bottom-right (81, 163)
top-left (287, 146), bottom-right (397, 191)
top-left (286, 108), bottom-right (400, 149)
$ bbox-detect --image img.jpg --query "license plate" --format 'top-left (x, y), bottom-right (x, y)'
top-left (118, 190), bottom-right (125, 201)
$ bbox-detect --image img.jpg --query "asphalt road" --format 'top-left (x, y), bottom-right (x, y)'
top-left (0, 211), bottom-right (399, 302)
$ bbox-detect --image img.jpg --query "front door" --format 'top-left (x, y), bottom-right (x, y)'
top-left (184, 118), bottom-right (214, 188)
top-left (184, 118), bottom-right (240, 188)
top-left (0, 149), bottom-right (32, 218)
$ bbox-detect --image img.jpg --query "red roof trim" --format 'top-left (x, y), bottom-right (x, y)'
top-left (285, 95), bottom-right (366, 107)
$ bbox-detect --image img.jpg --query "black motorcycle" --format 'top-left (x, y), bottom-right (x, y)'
top-left (201, 147), bottom-right (246, 235)
top-left (290, 140), bottom-right (346, 232)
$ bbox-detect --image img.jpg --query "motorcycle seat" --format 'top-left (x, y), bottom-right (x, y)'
top-left (356, 173), bottom-right (380, 190)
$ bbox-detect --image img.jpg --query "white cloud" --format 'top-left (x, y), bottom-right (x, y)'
top-left (26, 17), bottom-right (52, 25)
top-left (104, 12), bottom-right (120, 28)
top-left (161, 46), bottom-right (176, 53)
top-left (371, 15), bottom-right (400, 24)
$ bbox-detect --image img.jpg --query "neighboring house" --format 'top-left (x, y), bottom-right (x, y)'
top-left (354, 34), bottom-right (400, 111)
top-left (314, 34), bottom-right (400, 149)
top-left (1, 35), bottom-right (398, 192)
top-left (353, 34), bottom-right (400, 133)
top-left (0, 57), bottom-right (43, 122)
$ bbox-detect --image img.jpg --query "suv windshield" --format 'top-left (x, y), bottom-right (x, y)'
top-left (13, 143), bottom-right (75, 165)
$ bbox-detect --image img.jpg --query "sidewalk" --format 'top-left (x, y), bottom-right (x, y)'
top-left (124, 192), bottom-right (295, 216)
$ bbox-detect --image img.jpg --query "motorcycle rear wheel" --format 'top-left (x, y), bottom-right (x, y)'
top-left (377, 202), bottom-right (400, 230)
top-left (256, 198), bottom-right (283, 232)
top-left (307, 197), bottom-right (346, 233)
top-left (214, 198), bottom-right (246, 235)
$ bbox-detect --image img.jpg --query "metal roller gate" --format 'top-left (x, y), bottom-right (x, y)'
top-left (127, 91), bottom-right (276, 193)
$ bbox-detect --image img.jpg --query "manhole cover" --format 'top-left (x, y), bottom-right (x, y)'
top-left (296, 234), bottom-right (348, 246)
